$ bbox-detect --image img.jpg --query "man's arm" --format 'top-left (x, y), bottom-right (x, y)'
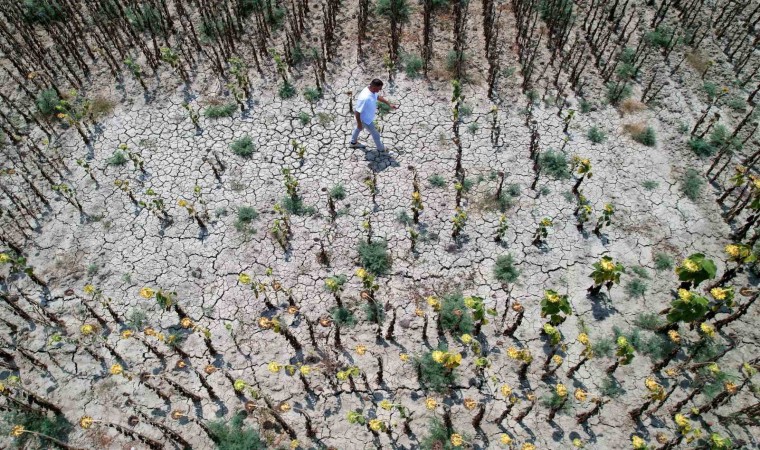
top-left (378, 96), bottom-right (398, 109)
top-left (354, 111), bottom-right (363, 130)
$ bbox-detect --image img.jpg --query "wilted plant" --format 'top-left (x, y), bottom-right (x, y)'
top-left (532, 218), bottom-right (553, 246)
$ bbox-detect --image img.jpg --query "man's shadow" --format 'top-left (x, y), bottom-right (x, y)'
top-left (363, 148), bottom-right (400, 172)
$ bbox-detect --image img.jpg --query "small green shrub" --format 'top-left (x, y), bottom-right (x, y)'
top-left (428, 174), bottom-right (446, 188)
top-left (107, 151), bottom-right (128, 166)
top-left (506, 183), bottom-right (521, 197)
top-left (200, 18), bottom-right (230, 42)
top-left (625, 279), bottom-right (648, 298)
top-left (230, 136), bottom-right (255, 157)
top-left (303, 87), bottom-right (322, 103)
top-left (331, 306), bottom-right (357, 327)
top-left (363, 302), bottom-right (385, 324)
top-left (234, 206), bottom-right (258, 232)
top-left (592, 338), bottom-right (614, 358)
top-left (4, 410), bottom-right (73, 448)
top-left (703, 81), bottom-right (719, 101)
top-left (127, 4), bottom-right (163, 34)
top-left (127, 309), bottom-right (147, 329)
top-left (632, 126), bottom-right (656, 146)
top-left (416, 347), bottom-right (458, 393)
top-left (203, 103), bottom-right (236, 119)
top-left (630, 266), bottom-right (650, 279)
top-left (689, 137), bottom-right (715, 157)
top-left (645, 26), bottom-right (674, 49)
top-left (459, 104), bottom-right (473, 117)
top-left (642, 180), bottom-right (659, 190)
top-left (445, 50), bottom-right (467, 74)
top-left (634, 312), bottom-right (664, 331)
top-left (727, 96), bottom-right (746, 111)
top-left (579, 99), bottom-right (592, 113)
top-left (378, 102), bottom-right (391, 116)
top-left (639, 334), bottom-right (676, 361)
top-left (207, 412), bottom-right (266, 450)
top-left (420, 417), bottom-right (463, 449)
top-left (440, 293), bottom-right (474, 334)
top-left (654, 253), bottom-right (674, 271)
top-left (461, 177), bottom-right (475, 192)
top-left (606, 81), bottom-right (632, 105)
top-left (600, 376), bottom-right (625, 398)
top-left (681, 168), bottom-right (704, 201)
top-left (375, 0), bottom-right (411, 22)
top-left (329, 184), bottom-right (346, 200)
top-left (526, 89), bottom-right (539, 104)
top-left (403, 54), bottom-right (423, 78)
top-left (36, 88), bottom-right (60, 116)
top-left (358, 240), bottom-right (391, 275)
top-left (23, 0), bottom-right (66, 24)
top-left (587, 126), bottom-right (606, 144)
top-left (493, 254), bottom-right (520, 284)
top-left (539, 150), bottom-right (571, 179)
top-left (298, 111), bottom-right (311, 125)
top-left (396, 210), bottom-right (412, 225)
top-left (279, 82), bottom-right (296, 99)
top-left (282, 196), bottom-right (315, 216)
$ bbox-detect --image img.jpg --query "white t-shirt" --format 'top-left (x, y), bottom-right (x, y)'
top-left (355, 87), bottom-right (378, 124)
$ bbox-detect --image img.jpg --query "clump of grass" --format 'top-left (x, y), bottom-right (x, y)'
top-left (403, 53), bottom-right (423, 78)
top-left (363, 302), bottom-right (385, 324)
top-left (303, 87), bottom-right (322, 103)
top-left (89, 96), bottom-right (117, 120)
top-left (416, 348), bottom-right (458, 393)
top-left (579, 98), bottom-right (592, 113)
top-left (329, 184), bottom-right (346, 200)
top-left (727, 96), bottom-right (746, 112)
top-left (4, 409), bottom-right (73, 448)
top-left (606, 81), bottom-right (632, 105)
top-left (587, 126), bottom-right (606, 144)
top-left (279, 81), bottom-right (296, 99)
top-left (230, 136), bottom-right (255, 157)
top-left (36, 88), bottom-right (60, 116)
top-left (234, 206), bottom-right (259, 232)
top-left (539, 150), bottom-right (571, 179)
top-left (282, 196), bottom-right (315, 216)
top-left (632, 126), bottom-right (656, 146)
top-left (634, 312), bottom-right (664, 331)
top-left (330, 306), bottom-right (357, 327)
top-left (688, 137), bottom-right (715, 157)
top-left (440, 293), bottom-right (474, 334)
top-left (107, 150), bottom-right (128, 166)
top-left (203, 102), bottom-right (236, 118)
top-left (600, 376), bottom-right (625, 398)
top-left (358, 240), bottom-right (391, 275)
top-left (208, 412), bottom-right (266, 449)
top-left (703, 81), bottom-right (719, 101)
top-left (654, 253), bottom-right (674, 271)
top-left (630, 266), bottom-right (650, 279)
top-left (681, 168), bottom-right (704, 201)
top-left (592, 338), bottom-right (614, 358)
top-left (459, 104), bottom-right (473, 117)
top-left (467, 122), bottom-right (479, 134)
top-left (428, 174), bottom-right (446, 188)
top-left (625, 279), bottom-right (648, 298)
top-left (396, 210), bottom-right (412, 225)
top-left (445, 50), bottom-right (468, 75)
top-left (639, 334), bottom-right (676, 361)
top-left (493, 254), bottom-right (520, 284)
top-left (298, 111), bottom-right (311, 125)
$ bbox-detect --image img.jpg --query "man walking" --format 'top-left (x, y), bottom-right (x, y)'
top-left (350, 79), bottom-right (398, 151)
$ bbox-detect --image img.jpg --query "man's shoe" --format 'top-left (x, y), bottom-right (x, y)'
top-left (349, 141), bottom-right (366, 149)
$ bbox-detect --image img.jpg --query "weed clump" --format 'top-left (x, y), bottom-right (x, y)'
top-left (440, 293), bottom-right (474, 334)
top-left (363, 302), bottom-right (385, 324)
top-left (632, 126), bottom-right (656, 146)
top-left (416, 348), bottom-right (458, 393)
top-left (493, 254), bottom-right (520, 284)
top-left (358, 240), bottom-right (391, 275)
top-left (681, 168), bottom-right (704, 201)
top-left (329, 184), bottom-right (346, 200)
top-left (428, 174), bottom-right (446, 188)
top-left (279, 82), bottom-right (297, 99)
top-left (4, 410), bottom-right (73, 448)
top-left (403, 53), bottom-right (423, 78)
top-left (230, 136), bottom-right (255, 157)
top-left (539, 150), bottom-right (571, 179)
top-left (654, 253), bottom-right (674, 271)
top-left (634, 312), bottom-right (664, 331)
top-left (331, 306), bottom-right (357, 327)
top-left (203, 103), bottom-right (236, 119)
top-left (625, 279), bottom-right (648, 298)
top-left (587, 126), bottom-right (606, 144)
top-left (234, 206), bottom-right (259, 232)
top-left (107, 151), bottom-right (128, 166)
top-left (606, 82), bottom-right (632, 105)
top-left (36, 88), bottom-right (60, 116)
top-left (208, 412), bottom-right (266, 449)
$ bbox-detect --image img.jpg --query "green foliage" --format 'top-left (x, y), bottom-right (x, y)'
top-left (127, 309), bottom-right (147, 329)
top-left (506, 183), bottom-right (521, 197)
top-left (204, 103), bottom-right (236, 119)
top-left (279, 81), bottom-right (297, 99)
top-left (445, 50), bottom-right (468, 75)
top-left (493, 254), bottom-right (520, 284)
top-left (630, 266), bottom-right (650, 279)
top-left (4, 410), bottom-right (73, 448)
top-left (539, 150), bottom-right (571, 179)
top-left (363, 302), bottom-right (386, 324)
top-left (689, 137), bottom-right (715, 157)
top-left (540, 290), bottom-right (572, 325)
top-left (376, 0), bottom-right (411, 21)
top-left (428, 174), bottom-right (446, 188)
top-left (330, 306), bottom-right (357, 327)
top-left (467, 123), bottom-right (479, 134)
top-left (282, 196), bottom-right (315, 216)
top-left (526, 89), bottom-right (539, 104)
top-left (691, 339), bottom-right (726, 363)
top-left (298, 111), bottom-right (311, 125)
top-left (642, 180), bottom-right (659, 190)
top-left (23, 0), bottom-right (65, 24)
top-left (207, 412), bottom-right (265, 450)
top-left (230, 136), bottom-right (255, 157)
top-left (633, 312), bottom-right (664, 331)
top-left (727, 96), bottom-right (747, 111)
top-left (667, 292), bottom-right (709, 324)
top-left (632, 127), bottom-right (657, 146)
top-left (654, 253), bottom-right (674, 271)
top-left (587, 126), bottom-right (607, 144)
top-left (439, 293), bottom-right (474, 334)
top-left (36, 89), bottom-right (60, 116)
top-left (592, 338), bottom-right (614, 357)
top-left (303, 87), bottom-right (322, 103)
top-left (234, 206), bottom-right (258, 232)
top-left (126, 4), bottom-right (163, 34)
top-left (358, 240), bottom-right (391, 275)
top-left (625, 279), bottom-right (648, 298)
top-left (459, 104), bottom-right (473, 117)
top-left (396, 210), bottom-right (412, 225)
top-left (329, 184), bottom-right (346, 200)
top-left (645, 26), bottom-right (675, 49)
top-left (606, 82), bottom-right (632, 105)
top-left (703, 81), bottom-right (719, 101)
top-left (600, 376), bottom-right (625, 398)
top-left (638, 334), bottom-right (676, 361)
top-left (416, 348), bottom-right (458, 393)
top-left (403, 53), bottom-right (423, 78)
top-left (542, 391), bottom-right (570, 412)
top-left (420, 418), bottom-right (460, 449)
top-left (200, 18), bottom-right (230, 42)
top-left (107, 151), bottom-right (128, 166)
top-left (681, 168), bottom-right (704, 201)
top-left (579, 98), bottom-right (592, 113)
